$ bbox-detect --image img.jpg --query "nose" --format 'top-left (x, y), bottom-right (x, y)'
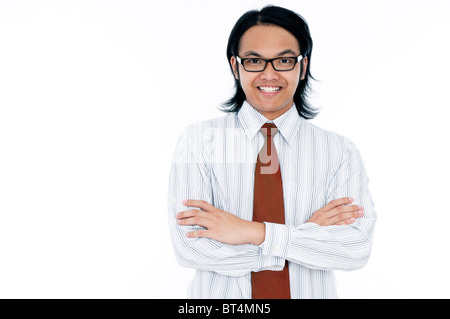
top-left (259, 61), bottom-right (279, 81)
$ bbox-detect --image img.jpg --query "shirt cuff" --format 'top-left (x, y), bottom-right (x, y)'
top-left (260, 222), bottom-right (292, 258)
top-left (255, 254), bottom-right (285, 272)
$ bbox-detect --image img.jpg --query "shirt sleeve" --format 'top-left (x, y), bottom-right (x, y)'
top-left (261, 137), bottom-right (377, 271)
top-left (168, 126), bottom-right (285, 277)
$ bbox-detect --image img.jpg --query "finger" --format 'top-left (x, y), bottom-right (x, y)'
top-left (320, 197), bottom-right (354, 212)
top-left (183, 199), bottom-right (215, 212)
top-left (178, 216), bottom-right (210, 227)
top-left (329, 209), bottom-right (363, 225)
top-left (315, 204), bottom-right (361, 223)
top-left (327, 204), bottom-right (363, 219)
top-left (176, 209), bottom-right (208, 221)
top-left (186, 229), bottom-right (209, 239)
top-left (335, 218), bottom-right (356, 226)
top-left (177, 213), bottom-right (212, 230)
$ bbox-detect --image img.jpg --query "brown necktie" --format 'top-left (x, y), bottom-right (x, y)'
top-left (252, 123), bottom-right (291, 299)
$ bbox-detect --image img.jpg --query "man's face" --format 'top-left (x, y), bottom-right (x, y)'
top-left (231, 24), bottom-right (307, 120)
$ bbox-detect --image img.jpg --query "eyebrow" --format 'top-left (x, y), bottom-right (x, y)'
top-left (242, 49), bottom-right (299, 57)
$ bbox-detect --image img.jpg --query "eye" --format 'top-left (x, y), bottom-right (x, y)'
top-left (247, 59), bottom-right (262, 64)
top-left (279, 58), bottom-right (294, 64)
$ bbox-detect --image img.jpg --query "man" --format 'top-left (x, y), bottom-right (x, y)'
top-left (168, 5), bottom-right (376, 299)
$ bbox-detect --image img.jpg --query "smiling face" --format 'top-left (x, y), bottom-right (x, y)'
top-left (230, 24), bottom-right (308, 120)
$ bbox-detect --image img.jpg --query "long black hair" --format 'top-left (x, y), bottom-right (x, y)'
top-left (221, 5), bottom-right (318, 119)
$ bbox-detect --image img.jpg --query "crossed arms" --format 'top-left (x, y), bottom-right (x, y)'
top-left (176, 197), bottom-right (365, 245)
top-left (168, 129), bottom-right (376, 276)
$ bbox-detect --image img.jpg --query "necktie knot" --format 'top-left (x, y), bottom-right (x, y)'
top-left (261, 123), bottom-right (278, 138)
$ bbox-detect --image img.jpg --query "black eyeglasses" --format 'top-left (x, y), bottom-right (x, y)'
top-left (236, 55), bottom-right (303, 72)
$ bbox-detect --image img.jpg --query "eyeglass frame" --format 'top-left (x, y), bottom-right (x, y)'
top-left (235, 55), bottom-right (304, 72)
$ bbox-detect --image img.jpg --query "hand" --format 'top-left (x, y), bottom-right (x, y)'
top-left (176, 200), bottom-right (265, 245)
top-left (307, 197), bottom-right (364, 226)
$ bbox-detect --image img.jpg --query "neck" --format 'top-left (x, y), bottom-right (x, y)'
top-left (249, 101), bottom-right (293, 121)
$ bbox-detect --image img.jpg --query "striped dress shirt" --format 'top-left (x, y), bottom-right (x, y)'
top-left (168, 101), bottom-right (376, 298)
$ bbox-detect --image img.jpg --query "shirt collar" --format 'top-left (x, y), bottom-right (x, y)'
top-left (237, 100), bottom-right (303, 146)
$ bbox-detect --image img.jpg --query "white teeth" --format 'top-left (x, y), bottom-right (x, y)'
top-left (259, 86), bottom-right (281, 93)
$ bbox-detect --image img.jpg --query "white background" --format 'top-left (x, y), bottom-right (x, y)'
top-left (1, 0), bottom-right (449, 298)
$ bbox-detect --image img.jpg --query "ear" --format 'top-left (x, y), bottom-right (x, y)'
top-left (300, 56), bottom-right (308, 80)
top-left (230, 56), bottom-right (239, 80)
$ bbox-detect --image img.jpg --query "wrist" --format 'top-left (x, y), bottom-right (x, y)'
top-left (249, 221), bottom-right (265, 245)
